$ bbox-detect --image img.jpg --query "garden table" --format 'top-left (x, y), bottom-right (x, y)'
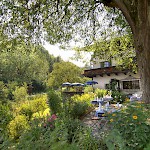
top-left (91, 97), bottom-right (113, 117)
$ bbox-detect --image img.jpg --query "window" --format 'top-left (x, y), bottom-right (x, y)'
top-left (100, 61), bottom-right (111, 68)
top-left (104, 61), bottom-right (110, 67)
top-left (123, 80), bottom-right (140, 89)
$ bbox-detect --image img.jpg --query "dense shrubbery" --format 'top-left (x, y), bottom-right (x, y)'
top-left (70, 93), bottom-right (94, 118)
top-left (0, 93), bottom-right (49, 144)
top-left (11, 94), bottom-right (49, 119)
top-left (95, 89), bottom-right (108, 98)
top-left (47, 90), bottom-right (62, 114)
top-left (11, 115), bottom-right (106, 150)
top-left (8, 115), bottom-right (30, 140)
top-left (106, 103), bottom-right (150, 150)
top-left (0, 81), bottom-right (9, 102)
top-left (0, 102), bottom-right (12, 144)
top-left (1, 84), bottom-right (149, 150)
top-left (13, 84), bottom-right (28, 101)
top-left (111, 91), bottom-right (126, 103)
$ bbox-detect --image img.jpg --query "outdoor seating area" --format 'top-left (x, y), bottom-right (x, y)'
top-left (81, 96), bottom-right (125, 137)
top-left (129, 91), bottom-right (142, 101)
top-left (91, 97), bottom-right (122, 117)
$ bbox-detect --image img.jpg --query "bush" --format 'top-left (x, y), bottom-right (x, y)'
top-left (8, 115), bottom-right (30, 140)
top-left (16, 117), bottom-right (80, 150)
top-left (13, 84), bottom-right (28, 101)
top-left (71, 93), bottom-right (94, 105)
top-left (70, 93), bottom-right (94, 118)
top-left (0, 102), bottom-right (12, 145)
top-left (77, 128), bottom-right (107, 150)
top-left (70, 102), bottom-right (89, 119)
top-left (31, 108), bottom-right (50, 120)
top-left (111, 91), bottom-right (126, 103)
top-left (84, 86), bottom-right (94, 93)
top-left (0, 81), bottom-right (9, 102)
top-left (6, 81), bottom-right (18, 100)
top-left (51, 117), bottom-right (107, 150)
top-left (106, 103), bottom-right (150, 150)
top-left (55, 117), bottom-right (84, 143)
top-left (31, 80), bottom-right (46, 93)
top-left (0, 102), bottom-right (12, 130)
top-left (18, 94), bottom-right (49, 119)
top-left (95, 89), bottom-right (107, 98)
top-left (16, 119), bottom-right (51, 150)
top-left (47, 90), bottom-right (62, 114)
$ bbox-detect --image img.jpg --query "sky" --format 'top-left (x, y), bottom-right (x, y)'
top-left (43, 42), bottom-right (91, 67)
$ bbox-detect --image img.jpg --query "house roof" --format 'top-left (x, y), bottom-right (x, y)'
top-left (83, 66), bottom-right (129, 78)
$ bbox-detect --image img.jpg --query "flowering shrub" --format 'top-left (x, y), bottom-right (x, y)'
top-left (111, 91), bottom-right (126, 104)
top-left (71, 93), bottom-right (94, 105)
top-left (106, 103), bottom-right (150, 150)
top-left (43, 114), bottom-right (57, 130)
top-left (84, 86), bottom-right (94, 93)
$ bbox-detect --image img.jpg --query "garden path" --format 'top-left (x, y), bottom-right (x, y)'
top-left (82, 107), bottom-right (110, 138)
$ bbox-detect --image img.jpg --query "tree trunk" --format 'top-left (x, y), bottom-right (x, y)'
top-left (109, 0), bottom-right (150, 103)
top-left (134, 26), bottom-right (150, 103)
top-left (133, 0), bottom-right (150, 104)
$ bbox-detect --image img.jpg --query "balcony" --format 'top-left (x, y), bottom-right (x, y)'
top-left (83, 66), bottom-right (129, 78)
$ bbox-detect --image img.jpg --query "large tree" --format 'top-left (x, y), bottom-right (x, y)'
top-left (1, 0), bottom-right (150, 103)
top-left (100, 0), bottom-right (150, 104)
top-left (0, 41), bottom-right (49, 83)
top-left (47, 61), bottom-right (87, 88)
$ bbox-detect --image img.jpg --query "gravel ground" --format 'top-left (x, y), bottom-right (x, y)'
top-left (82, 107), bottom-right (110, 138)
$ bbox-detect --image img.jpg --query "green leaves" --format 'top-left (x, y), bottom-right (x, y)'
top-left (0, 0), bottom-right (130, 46)
top-left (107, 103), bottom-right (150, 150)
top-left (0, 40), bottom-right (49, 83)
top-left (47, 61), bottom-right (85, 88)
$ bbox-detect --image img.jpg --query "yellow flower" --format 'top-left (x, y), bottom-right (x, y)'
top-left (110, 119), bottom-right (113, 122)
top-left (102, 114), bottom-right (105, 116)
top-left (112, 113), bottom-right (116, 117)
top-left (136, 105), bottom-right (141, 108)
top-left (133, 115), bottom-right (138, 120)
top-left (125, 98), bottom-right (130, 101)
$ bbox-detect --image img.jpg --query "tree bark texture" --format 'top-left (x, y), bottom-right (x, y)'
top-left (108, 0), bottom-right (150, 103)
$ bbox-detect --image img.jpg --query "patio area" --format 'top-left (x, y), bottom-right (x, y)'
top-left (81, 102), bottom-right (122, 137)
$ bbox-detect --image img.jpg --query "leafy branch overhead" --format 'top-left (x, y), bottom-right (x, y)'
top-left (0, 0), bottom-right (130, 45)
top-left (74, 34), bottom-right (137, 71)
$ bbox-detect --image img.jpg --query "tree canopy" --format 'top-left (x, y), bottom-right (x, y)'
top-left (0, 37), bottom-right (62, 84)
top-left (0, 0), bottom-right (129, 45)
top-left (47, 61), bottom-right (88, 88)
top-left (74, 34), bottom-right (137, 71)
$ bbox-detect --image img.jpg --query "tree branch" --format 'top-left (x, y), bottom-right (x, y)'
top-left (96, 0), bottom-right (135, 34)
top-left (111, 0), bottom-right (136, 34)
